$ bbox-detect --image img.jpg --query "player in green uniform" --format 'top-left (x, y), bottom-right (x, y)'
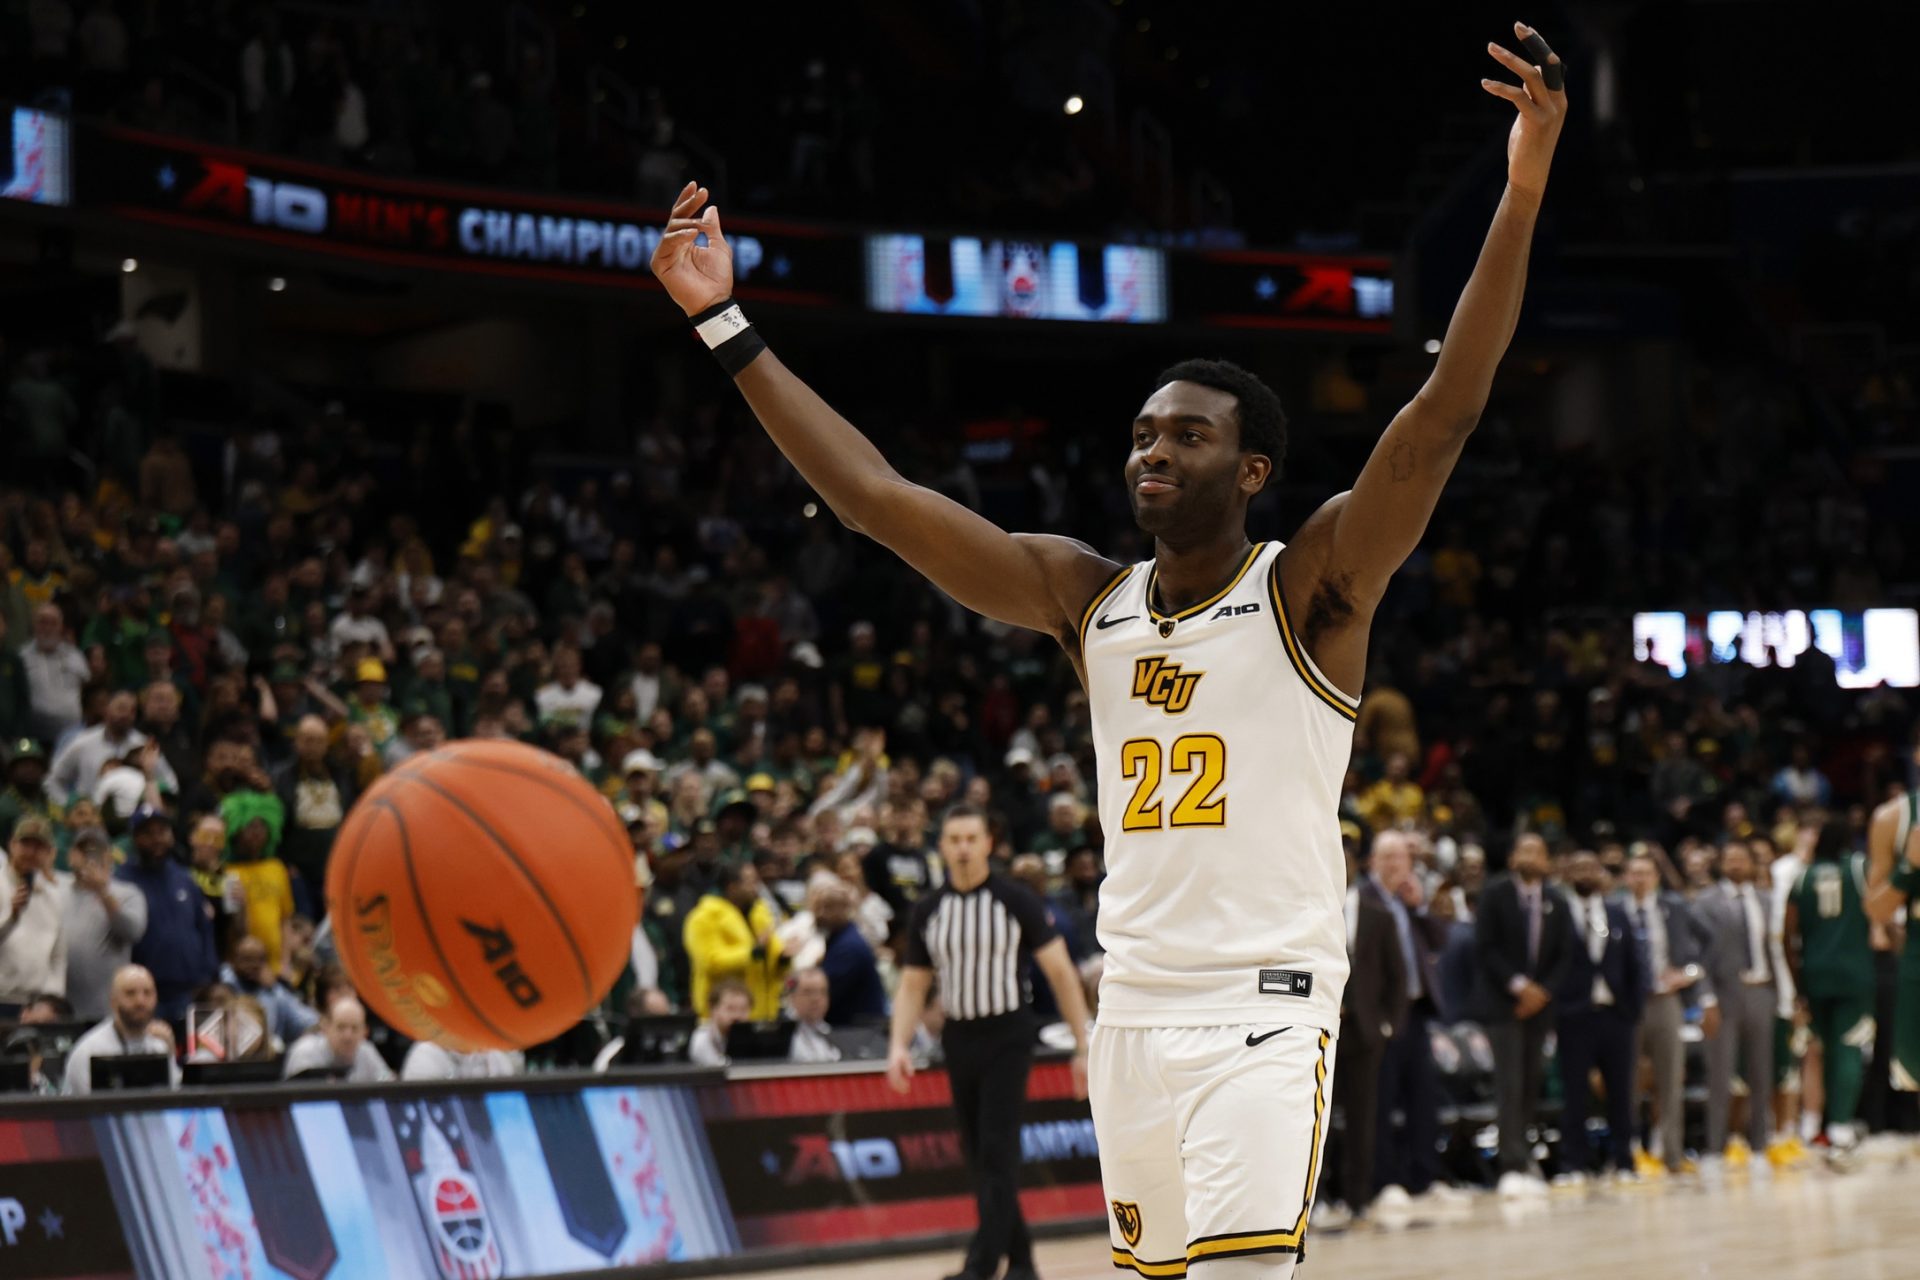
top-left (1865, 731), bottom-right (1920, 1093)
top-left (1785, 818), bottom-right (1875, 1156)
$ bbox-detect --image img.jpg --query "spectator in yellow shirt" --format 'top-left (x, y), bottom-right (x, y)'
top-left (220, 790), bottom-right (295, 971)
top-left (1359, 753), bottom-right (1427, 832)
top-left (683, 861), bottom-right (786, 1019)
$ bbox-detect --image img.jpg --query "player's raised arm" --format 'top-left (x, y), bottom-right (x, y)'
top-left (1305, 22), bottom-right (1568, 610)
top-left (649, 184), bottom-right (1117, 641)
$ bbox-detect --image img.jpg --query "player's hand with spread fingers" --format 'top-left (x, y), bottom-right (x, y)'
top-left (1481, 21), bottom-right (1569, 199)
top-left (650, 180), bottom-right (733, 317)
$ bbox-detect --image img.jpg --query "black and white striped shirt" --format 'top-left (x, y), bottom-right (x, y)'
top-left (904, 873), bottom-right (1058, 1021)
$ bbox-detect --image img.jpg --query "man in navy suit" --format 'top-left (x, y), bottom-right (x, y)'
top-left (1472, 832), bottom-right (1574, 1196)
top-left (1556, 850), bottom-right (1647, 1180)
top-left (1362, 830), bottom-right (1454, 1207)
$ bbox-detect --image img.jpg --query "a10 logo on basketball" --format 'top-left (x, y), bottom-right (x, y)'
top-left (460, 920), bottom-right (544, 1008)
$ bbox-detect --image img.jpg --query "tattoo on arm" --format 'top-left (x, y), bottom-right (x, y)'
top-left (1389, 442), bottom-right (1416, 482)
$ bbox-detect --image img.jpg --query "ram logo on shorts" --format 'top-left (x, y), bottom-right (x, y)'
top-left (1111, 1200), bottom-right (1143, 1248)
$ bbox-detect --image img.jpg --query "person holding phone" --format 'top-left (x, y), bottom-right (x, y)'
top-left (0, 814), bottom-right (70, 1019)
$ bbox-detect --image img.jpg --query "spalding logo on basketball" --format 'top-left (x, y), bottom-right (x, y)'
top-left (433, 1174), bottom-right (492, 1259)
top-left (327, 739), bottom-right (638, 1051)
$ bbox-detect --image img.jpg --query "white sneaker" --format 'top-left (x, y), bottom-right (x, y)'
top-left (1498, 1171), bottom-right (1534, 1199)
top-left (1418, 1182), bottom-right (1473, 1206)
top-left (1374, 1184), bottom-right (1413, 1211)
top-left (1524, 1173), bottom-right (1551, 1199)
top-left (1311, 1201), bottom-right (1354, 1231)
top-left (1611, 1168), bottom-right (1642, 1187)
top-left (1551, 1170), bottom-right (1589, 1189)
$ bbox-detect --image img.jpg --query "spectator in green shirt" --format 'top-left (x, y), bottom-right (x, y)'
top-left (80, 585), bottom-right (153, 691)
top-left (1029, 793), bottom-right (1091, 871)
top-left (0, 740), bottom-right (51, 848)
top-left (401, 647), bottom-right (455, 729)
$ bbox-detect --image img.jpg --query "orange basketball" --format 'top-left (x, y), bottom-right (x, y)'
top-left (326, 739), bottom-right (638, 1051)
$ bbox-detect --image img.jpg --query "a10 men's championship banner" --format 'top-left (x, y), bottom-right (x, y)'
top-left (75, 123), bottom-right (858, 305)
top-left (0, 1063), bottom-right (1103, 1278)
top-left (63, 121), bottom-right (1393, 332)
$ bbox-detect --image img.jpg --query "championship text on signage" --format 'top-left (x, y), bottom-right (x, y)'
top-left (77, 124), bottom-right (834, 299)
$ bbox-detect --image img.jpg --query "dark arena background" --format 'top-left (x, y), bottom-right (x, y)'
top-left (1, 2), bottom-right (1917, 1278)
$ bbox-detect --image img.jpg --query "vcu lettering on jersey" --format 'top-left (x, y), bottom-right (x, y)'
top-left (1079, 541), bottom-right (1358, 1034)
top-left (1131, 656), bottom-right (1201, 714)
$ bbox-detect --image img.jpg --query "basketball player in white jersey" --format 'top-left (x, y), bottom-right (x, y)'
top-left (651, 24), bottom-right (1566, 1276)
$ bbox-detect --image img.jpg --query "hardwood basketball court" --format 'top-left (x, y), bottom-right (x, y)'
top-left (754, 1144), bottom-right (1920, 1279)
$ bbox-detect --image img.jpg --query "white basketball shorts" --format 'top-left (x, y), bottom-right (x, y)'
top-left (1091, 1022), bottom-right (1337, 1277)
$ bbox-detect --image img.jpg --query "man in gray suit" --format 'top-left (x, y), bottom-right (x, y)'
top-left (1697, 841), bottom-right (1775, 1160)
top-left (1619, 851), bottom-right (1717, 1173)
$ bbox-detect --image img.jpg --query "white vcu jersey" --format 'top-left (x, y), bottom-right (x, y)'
top-left (1082, 540), bottom-right (1355, 1034)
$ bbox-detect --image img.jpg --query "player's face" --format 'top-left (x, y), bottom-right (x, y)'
top-left (1126, 382), bottom-right (1267, 544)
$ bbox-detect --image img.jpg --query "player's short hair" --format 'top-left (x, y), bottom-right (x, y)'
top-left (1154, 358), bottom-right (1288, 478)
top-left (1812, 816), bottom-right (1849, 861)
top-left (939, 802), bottom-right (990, 835)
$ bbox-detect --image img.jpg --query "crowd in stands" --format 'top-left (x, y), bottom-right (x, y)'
top-left (2, 305), bottom-right (1914, 1114)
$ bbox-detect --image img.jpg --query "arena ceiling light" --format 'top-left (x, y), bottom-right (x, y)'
top-left (1064, 95), bottom-right (1085, 115)
top-left (268, 277), bottom-right (287, 292)
top-left (1424, 338), bottom-right (1442, 354)
top-left (120, 257), bottom-right (137, 273)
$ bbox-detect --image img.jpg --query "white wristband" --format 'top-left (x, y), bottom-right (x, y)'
top-left (695, 303), bottom-right (751, 349)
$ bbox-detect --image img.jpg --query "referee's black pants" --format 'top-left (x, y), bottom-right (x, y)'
top-left (943, 1011), bottom-right (1035, 1277)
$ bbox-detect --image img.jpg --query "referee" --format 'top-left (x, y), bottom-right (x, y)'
top-left (889, 804), bottom-right (1091, 1280)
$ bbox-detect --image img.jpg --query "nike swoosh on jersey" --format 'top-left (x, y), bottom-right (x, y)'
top-left (1095, 614), bottom-right (1139, 629)
top-left (1244, 1027), bottom-right (1291, 1047)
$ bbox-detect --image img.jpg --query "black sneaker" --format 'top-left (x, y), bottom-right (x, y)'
top-left (940, 1272), bottom-right (990, 1280)
top-left (1003, 1268), bottom-right (1041, 1280)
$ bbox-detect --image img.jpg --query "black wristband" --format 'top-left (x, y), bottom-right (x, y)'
top-left (690, 297), bottom-right (769, 377)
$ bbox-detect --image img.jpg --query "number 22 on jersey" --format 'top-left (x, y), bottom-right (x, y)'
top-left (1120, 734), bottom-right (1227, 831)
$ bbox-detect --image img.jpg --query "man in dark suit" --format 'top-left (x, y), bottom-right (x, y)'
top-left (1329, 848), bottom-right (1408, 1224)
top-left (1556, 850), bottom-right (1647, 1180)
top-left (1619, 849), bottom-right (1718, 1173)
top-left (1472, 832), bottom-right (1573, 1196)
top-left (1363, 830), bottom-right (1454, 1208)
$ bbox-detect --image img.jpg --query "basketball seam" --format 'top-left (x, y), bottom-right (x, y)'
top-left (426, 753), bottom-right (634, 887)
top-left (389, 770), bottom-right (598, 1004)
top-left (380, 794), bottom-right (519, 1047)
